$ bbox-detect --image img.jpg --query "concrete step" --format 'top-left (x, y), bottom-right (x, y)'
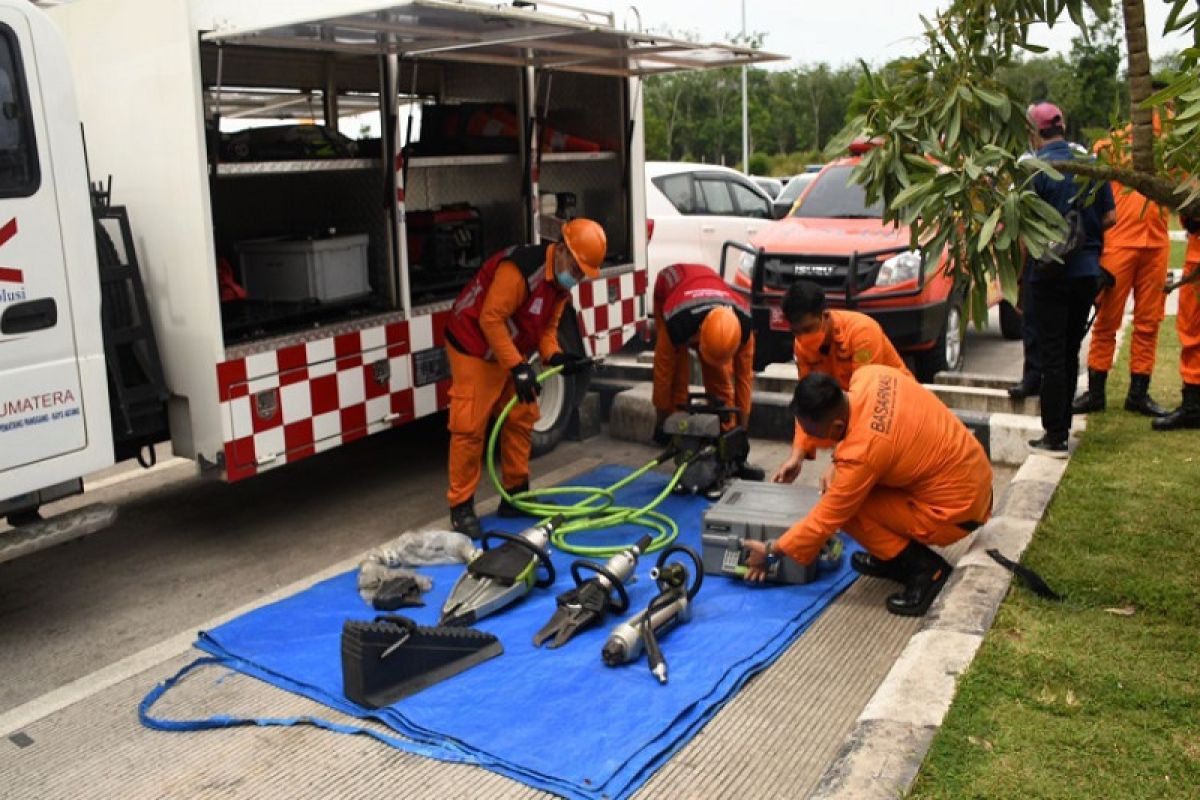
top-left (604, 381), bottom-right (1003, 462)
top-left (603, 380), bottom-right (1081, 467)
top-left (597, 359), bottom-right (1040, 416)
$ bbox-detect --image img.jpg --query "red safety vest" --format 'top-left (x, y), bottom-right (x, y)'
top-left (445, 243), bottom-right (566, 360)
top-left (654, 263), bottom-right (750, 346)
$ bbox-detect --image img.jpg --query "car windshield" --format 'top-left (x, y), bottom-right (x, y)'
top-left (791, 165), bottom-right (883, 219)
top-left (776, 173), bottom-right (815, 205)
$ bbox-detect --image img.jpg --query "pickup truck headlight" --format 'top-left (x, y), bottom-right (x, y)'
top-left (738, 251), bottom-right (758, 279)
top-left (876, 250), bottom-right (922, 287)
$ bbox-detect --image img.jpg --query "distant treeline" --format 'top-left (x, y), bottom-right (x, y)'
top-left (643, 21), bottom-right (1182, 176)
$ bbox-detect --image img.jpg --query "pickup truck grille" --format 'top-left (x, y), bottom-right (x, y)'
top-left (760, 254), bottom-right (879, 294)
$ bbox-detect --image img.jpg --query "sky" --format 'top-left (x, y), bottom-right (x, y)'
top-left (616, 1), bottom-right (1191, 68)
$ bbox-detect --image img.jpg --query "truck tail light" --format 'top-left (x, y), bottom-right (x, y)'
top-left (646, 219), bottom-right (655, 243)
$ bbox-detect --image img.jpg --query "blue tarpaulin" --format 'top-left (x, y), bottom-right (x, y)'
top-left (141, 465), bottom-right (860, 800)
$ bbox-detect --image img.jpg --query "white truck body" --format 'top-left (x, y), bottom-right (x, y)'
top-left (1, 0), bottom-right (778, 517)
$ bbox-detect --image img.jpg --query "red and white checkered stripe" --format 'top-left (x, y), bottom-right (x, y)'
top-left (214, 265), bottom-right (647, 482)
top-left (216, 311), bottom-right (451, 482)
top-left (574, 267), bottom-right (648, 357)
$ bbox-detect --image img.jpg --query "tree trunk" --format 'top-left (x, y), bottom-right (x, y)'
top-left (665, 87), bottom-right (681, 158)
top-left (807, 82), bottom-right (822, 151)
top-left (1122, 0), bottom-right (1154, 174)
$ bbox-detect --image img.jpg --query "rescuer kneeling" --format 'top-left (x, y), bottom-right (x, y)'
top-left (742, 367), bottom-right (993, 616)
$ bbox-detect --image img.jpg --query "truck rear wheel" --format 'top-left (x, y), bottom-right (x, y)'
top-left (530, 363), bottom-right (578, 456)
top-left (529, 310), bottom-right (591, 457)
top-left (914, 298), bottom-right (964, 382)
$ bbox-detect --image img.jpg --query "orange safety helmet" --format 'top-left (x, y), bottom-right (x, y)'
top-left (561, 218), bottom-right (607, 279)
top-left (699, 306), bottom-right (741, 367)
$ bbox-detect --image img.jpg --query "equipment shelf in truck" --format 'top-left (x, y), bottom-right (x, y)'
top-left (213, 159), bottom-right (381, 177)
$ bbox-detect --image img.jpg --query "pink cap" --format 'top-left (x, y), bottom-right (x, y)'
top-left (1028, 102), bottom-right (1064, 133)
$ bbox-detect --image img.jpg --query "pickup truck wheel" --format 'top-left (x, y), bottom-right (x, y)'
top-left (998, 300), bottom-right (1023, 340)
top-left (914, 299), bottom-right (964, 382)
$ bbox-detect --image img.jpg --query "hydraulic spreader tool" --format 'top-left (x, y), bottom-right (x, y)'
top-left (439, 515), bottom-right (563, 627)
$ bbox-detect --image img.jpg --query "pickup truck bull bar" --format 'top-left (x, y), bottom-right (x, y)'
top-left (719, 239), bottom-right (937, 371)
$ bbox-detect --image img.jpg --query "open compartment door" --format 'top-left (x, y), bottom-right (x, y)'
top-left (201, 0), bottom-right (786, 76)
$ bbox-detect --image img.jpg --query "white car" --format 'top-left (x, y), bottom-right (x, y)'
top-left (645, 161), bottom-right (775, 284)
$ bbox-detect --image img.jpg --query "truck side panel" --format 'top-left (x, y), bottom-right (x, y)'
top-left (50, 0), bottom-right (226, 465)
top-left (0, 1), bottom-right (112, 500)
top-left (213, 261), bottom-right (646, 482)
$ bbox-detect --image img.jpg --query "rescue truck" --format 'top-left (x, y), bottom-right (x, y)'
top-left (729, 139), bottom-right (1016, 382)
top-left (0, 0), bottom-right (779, 555)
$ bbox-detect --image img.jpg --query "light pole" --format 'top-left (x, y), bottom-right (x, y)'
top-left (741, 0), bottom-right (749, 172)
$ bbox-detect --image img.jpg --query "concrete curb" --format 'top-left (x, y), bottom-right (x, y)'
top-left (807, 454), bottom-right (1069, 800)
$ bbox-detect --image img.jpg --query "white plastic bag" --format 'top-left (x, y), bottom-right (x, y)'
top-left (365, 529), bottom-right (477, 567)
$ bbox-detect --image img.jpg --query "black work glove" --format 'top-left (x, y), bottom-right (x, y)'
top-left (546, 352), bottom-right (592, 376)
top-left (510, 362), bottom-right (541, 404)
top-left (1183, 216), bottom-right (1200, 235)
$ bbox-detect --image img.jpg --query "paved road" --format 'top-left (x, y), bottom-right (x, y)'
top-left (0, 416), bottom-right (673, 713)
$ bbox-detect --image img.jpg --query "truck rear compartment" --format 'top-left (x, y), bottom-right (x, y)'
top-left (202, 43), bottom-right (633, 348)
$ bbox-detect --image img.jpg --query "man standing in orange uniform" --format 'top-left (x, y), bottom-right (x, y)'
top-left (1154, 217), bottom-right (1200, 430)
top-left (743, 367), bottom-right (993, 616)
top-left (651, 263), bottom-right (755, 441)
top-left (443, 219), bottom-right (606, 538)
top-left (1073, 122), bottom-right (1171, 417)
top-left (771, 281), bottom-right (911, 484)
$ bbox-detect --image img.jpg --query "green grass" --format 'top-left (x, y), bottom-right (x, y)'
top-left (909, 325), bottom-right (1200, 800)
top-left (1170, 238), bottom-right (1187, 271)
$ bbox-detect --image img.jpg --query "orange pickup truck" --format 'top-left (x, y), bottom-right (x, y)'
top-left (724, 141), bottom-right (1017, 381)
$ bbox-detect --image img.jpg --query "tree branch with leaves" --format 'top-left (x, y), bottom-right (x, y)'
top-left (833, 0), bottom-right (1200, 319)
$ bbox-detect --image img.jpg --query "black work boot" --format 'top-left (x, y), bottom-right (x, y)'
top-left (885, 542), bottom-right (953, 617)
top-left (1124, 373), bottom-right (1170, 417)
top-left (1072, 370), bottom-right (1107, 414)
top-left (1152, 384), bottom-right (1200, 431)
top-left (736, 462), bottom-right (766, 481)
top-left (496, 481), bottom-right (554, 517)
top-left (851, 551), bottom-right (907, 583)
top-left (450, 497), bottom-right (483, 539)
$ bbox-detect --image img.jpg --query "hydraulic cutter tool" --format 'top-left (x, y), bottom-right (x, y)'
top-left (532, 533), bottom-right (653, 648)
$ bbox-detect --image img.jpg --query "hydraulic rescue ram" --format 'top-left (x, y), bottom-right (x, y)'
top-left (601, 544), bottom-right (703, 684)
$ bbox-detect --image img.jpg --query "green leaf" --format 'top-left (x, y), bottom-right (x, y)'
top-left (947, 105), bottom-right (962, 149)
top-left (977, 207), bottom-right (1002, 251)
top-left (975, 87), bottom-right (1007, 108)
top-left (890, 182), bottom-right (927, 209)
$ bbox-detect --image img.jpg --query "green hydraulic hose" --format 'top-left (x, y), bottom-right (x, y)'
top-left (485, 365), bottom-right (689, 557)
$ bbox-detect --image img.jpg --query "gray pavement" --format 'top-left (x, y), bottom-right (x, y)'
top-left (0, 416), bottom-right (1015, 799)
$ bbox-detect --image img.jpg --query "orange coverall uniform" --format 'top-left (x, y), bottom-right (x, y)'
top-left (1088, 131), bottom-right (1171, 375)
top-left (776, 365), bottom-right (993, 565)
top-left (444, 249), bottom-right (568, 507)
top-left (652, 264), bottom-right (755, 427)
top-left (791, 309), bottom-right (911, 460)
top-left (1180, 231), bottom-right (1200, 385)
